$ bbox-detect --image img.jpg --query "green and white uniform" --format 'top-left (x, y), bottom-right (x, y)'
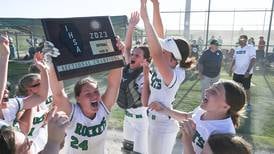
top-left (28, 95), bottom-right (53, 154)
top-left (148, 65), bottom-right (185, 154)
top-left (1, 98), bottom-right (23, 125)
top-left (63, 101), bottom-right (109, 154)
top-left (192, 107), bottom-right (235, 154)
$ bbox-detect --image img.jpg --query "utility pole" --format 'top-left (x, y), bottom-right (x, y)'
top-left (205, 0), bottom-right (211, 47)
top-left (266, 0), bottom-right (274, 56)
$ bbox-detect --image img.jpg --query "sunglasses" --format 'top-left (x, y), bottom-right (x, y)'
top-left (30, 83), bottom-right (40, 88)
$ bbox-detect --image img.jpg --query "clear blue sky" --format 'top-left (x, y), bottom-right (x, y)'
top-left (1, 0), bottom-right (273, 30)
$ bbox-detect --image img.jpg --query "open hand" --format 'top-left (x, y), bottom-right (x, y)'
top-left (129, 11), bottom-right (140, 28)
top-left (0, 32), bottom-right (10, 55)
top-left (42, 41), bottom-right (60, 63)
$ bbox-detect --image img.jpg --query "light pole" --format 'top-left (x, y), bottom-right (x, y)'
top-left (266, 0), bottom-right (274, 56)
top-left (205, 0), bottom-right (211, 48)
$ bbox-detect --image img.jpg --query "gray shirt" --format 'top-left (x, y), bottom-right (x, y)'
top-left (199, 49), bottom-right (223, 78)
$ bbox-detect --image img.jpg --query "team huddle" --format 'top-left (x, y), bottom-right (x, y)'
top-left (0, 0), bottom-right (254, 154)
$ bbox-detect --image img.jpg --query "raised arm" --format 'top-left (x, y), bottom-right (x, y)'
top-left (140, 0), bottom-right (174, 85)
top-left (101, 38), bottom-right (123, 110)
top-left (141, 60), bottom-right (150, 107)
top-left (151, 0), bottom-right (164, 38)
top-left (42, 41), bottom-right (72, 115)
top-left (124, 11), bottom-right (140, 64)
top-left (0, 33), bottom-right (10, 105)
top-left (101, 67), bottom-right (122, 111)
top-left (22, 53), bottom-right (49, 109)
top-left (48, 63), bottom-right (72, 116)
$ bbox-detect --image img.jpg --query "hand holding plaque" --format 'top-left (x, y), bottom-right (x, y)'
top-left (42, 16), bottom-right (125, 80)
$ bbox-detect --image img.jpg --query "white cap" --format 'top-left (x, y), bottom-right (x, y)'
top-left (159, 37), bottom-right (182, 60)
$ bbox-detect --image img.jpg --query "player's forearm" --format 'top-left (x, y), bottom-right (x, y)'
top-left (18, 109), bottom-right (33, 135)
top-left (163, 107), bottom-right (189, 121)
top-left (38, 66), bottom-right (49, 100)
top-left (41, 142), bottom-right (60, 154)
top-left (141, 75), bottom-right (150, 107)
top-left (0, 53), bottom-right (9, 102)
top-left (152, 1), bottom-right (164, 38)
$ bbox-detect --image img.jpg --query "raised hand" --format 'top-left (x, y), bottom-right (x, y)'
top-left (129, 11), bottom-right (140, 28)
top-left (180, 118), bottom-right (196, 153)
top-left (33, 52), bottom-right (47, 71)
top-left (42, 41), bottom-right (60, 63)
top-left (47, 106), bottom-right (69, 145)
top-left (140, 0), bottom-right (149, 22)
top-left (142, 59), bottom-right (150, 76)
top-left (115, 36), bottom-right (125, 53)
top-left (0, 32), bottom-right (10, 55)
top-left (180, 118), bottom-right (196, 142)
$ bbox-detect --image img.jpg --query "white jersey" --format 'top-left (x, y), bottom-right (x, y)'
top-left (1, 98), bottom-right (23, 125)
top-left (64, 101), bottom-right (110, 154)
top-left (0, 120), bottom-right (9, 128)
top-left (148, 65), bottom-right (185, 115)
top-left (28, 95), bottom-right (53, 154)
top-left (233, 44), bottom-right (256, 74)
top-left (192, 108), bottom-right (235, 154)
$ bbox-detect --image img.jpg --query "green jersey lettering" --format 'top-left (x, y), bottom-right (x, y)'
top-left (70, 135), bottom-right (88, 150)
top-left (192, 131), bottom-right (205, 149)
top-left (151, 72), bottom-right (161, 89)
top-left (32, 114), bottom-right (46, 125)
top-left (74, 117), bottom-right (107, 137)
top-left (28, 127), bottom-right (35, 136)
top-left (45, 95), bottom-right (53, 104)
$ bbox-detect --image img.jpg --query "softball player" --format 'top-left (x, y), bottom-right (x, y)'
top-left (152, 80), bottom-right (246, 154)
top-left (140, 0), bottom-right (193, 153)
top-left (45, 40), bottom-right (123, 154)
top-left (118, 12), bottom-right (150, 154)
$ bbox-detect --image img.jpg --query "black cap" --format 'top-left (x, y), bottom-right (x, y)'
top-left (210, 39), bottom-right (219, 46)
top-left (239, 35), bottom-right (248, 40)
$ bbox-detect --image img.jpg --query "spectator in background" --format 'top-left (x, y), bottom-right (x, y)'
top-left (258, 36), bottom-right (265, 51)
top-left (191, 40), bottom-right (199, 59)
top-left (197, 36), bottom-right (204, 51)
top-left (229, 35), bottom-right (256, 111)
top-left (217, 36), bottom-right (223, 47)
top-left (208, 35), bottom-right (216, 45)
top-left (248, 37), bottom-right (255, 47)
top-left (9, 37), bottom-right (17, 60)
top-left (257, 36), bottom-right (266, 62)
top-left (198, 39), bottom-right (223, 99)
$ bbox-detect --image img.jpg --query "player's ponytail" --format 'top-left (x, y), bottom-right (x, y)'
top-left (228, 110), bottom-right (241, 128)
top-left (222, 80), bottom-right (246, 128)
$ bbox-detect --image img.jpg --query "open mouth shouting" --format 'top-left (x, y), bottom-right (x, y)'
top-left (90, 101), bottom-right (99, 108)
top-left (130, 60), bottom-right (136, 64)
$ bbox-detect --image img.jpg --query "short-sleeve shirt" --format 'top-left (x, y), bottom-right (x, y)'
top-left (233, 45), bottom-right (256, 74)
top-left (199, 49), bottom-right (223, 78)
top-left (192, 108), bottom-right (235, 154)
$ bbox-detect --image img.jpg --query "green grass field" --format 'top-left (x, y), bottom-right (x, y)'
top-left (8, 60), bottom-right (274, 151)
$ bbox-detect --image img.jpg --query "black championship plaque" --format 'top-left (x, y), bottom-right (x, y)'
top-left (42, 16), bottom-right (124, 80)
